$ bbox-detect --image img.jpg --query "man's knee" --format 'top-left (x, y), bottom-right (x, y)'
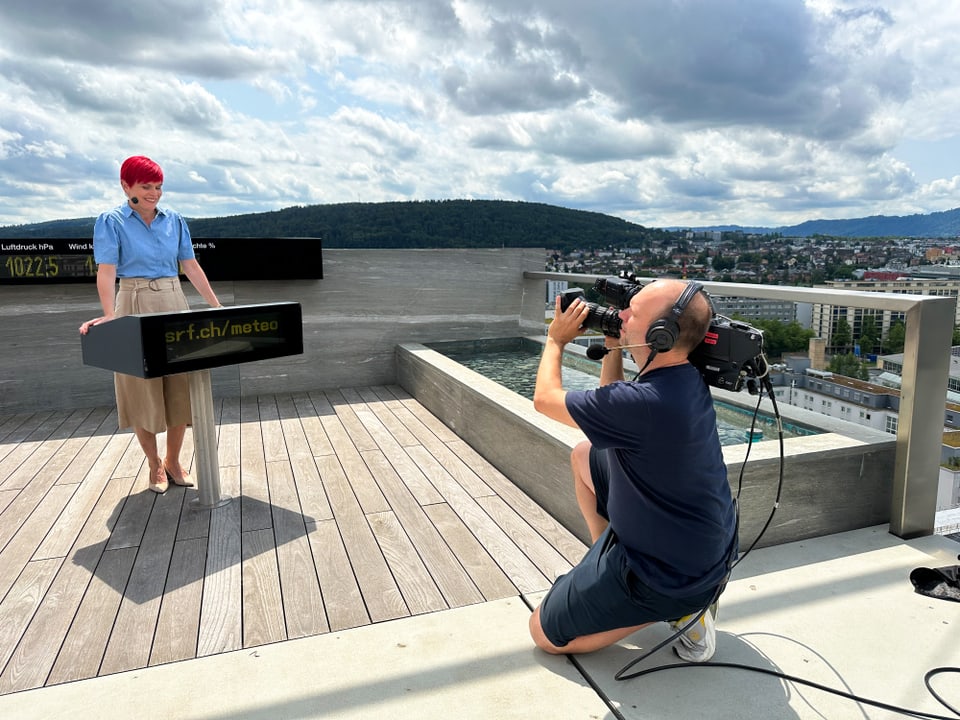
top-left (571, 441), bottom-right (594, 488)
top-left (529, 606), bottom-right (565, 655)
top-left (570, 440), bottom-right (591, 464)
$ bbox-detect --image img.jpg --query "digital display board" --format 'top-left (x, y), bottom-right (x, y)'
top-left (1, 237), bottom-right (321, 284)
top-left (161, 309), bottom-right (294, 369)
top-left (81, 302), bottom-right (303, 378)
top-left (1, 241), bottom-right (97, 281)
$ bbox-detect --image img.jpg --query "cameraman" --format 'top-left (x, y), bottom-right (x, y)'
top-left (528, 279), bottom-right (737, 661)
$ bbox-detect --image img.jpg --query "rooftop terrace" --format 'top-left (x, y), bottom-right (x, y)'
top-left (1, 388), bottom-right (959, 719)
top-left (1, 248), bottom-right (958, 717)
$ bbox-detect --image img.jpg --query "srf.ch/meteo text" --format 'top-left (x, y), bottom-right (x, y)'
top-left (165, 318), bottom-right (279, 343)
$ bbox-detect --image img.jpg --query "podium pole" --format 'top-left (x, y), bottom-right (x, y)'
top-left (188, 370), bottom-right (231, 509)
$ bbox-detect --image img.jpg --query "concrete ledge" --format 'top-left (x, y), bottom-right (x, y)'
top-left (0, 248), bottom-right (547, 413)
top-left (396, 341), bottom-right (897, 548)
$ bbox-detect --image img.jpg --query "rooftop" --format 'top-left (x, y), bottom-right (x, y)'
top-left (1, 388), bottom-right (959, 719)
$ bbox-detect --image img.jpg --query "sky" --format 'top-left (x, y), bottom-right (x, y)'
top-left (2, 0), bottom-right (960, 230)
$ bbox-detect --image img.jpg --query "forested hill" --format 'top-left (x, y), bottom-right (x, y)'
top-left (0, 200), bottom-right (674, 251)
top-left (5, 199), bottom-right (959, 244)
top-left (696, 207), bottom-right (960, 238)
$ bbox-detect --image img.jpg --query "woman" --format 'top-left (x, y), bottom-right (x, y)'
top-left (80, 156), bottom-right (222, 493)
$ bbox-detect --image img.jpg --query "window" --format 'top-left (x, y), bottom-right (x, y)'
top-left (885, 416), bottom-right (898, 434)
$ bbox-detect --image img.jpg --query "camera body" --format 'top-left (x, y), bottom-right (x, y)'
top-left (558, 273), bottom-right (766, 392)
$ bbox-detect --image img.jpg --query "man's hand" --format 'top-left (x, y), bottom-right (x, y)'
top-left (533, 295), bottom-right (589, 428)
top-left (548, 295), bottom-right (590, 345)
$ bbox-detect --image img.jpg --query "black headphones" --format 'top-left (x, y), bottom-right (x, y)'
top-left (644, 281), bottom-right (706, 352)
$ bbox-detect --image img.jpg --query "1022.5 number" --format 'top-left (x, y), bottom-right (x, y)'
top-left (2, 254), bottom-right (95, 279)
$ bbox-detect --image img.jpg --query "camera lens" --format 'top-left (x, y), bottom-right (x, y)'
top-left (583, 305), bottom-right (622, 338)
top-left (594, 307), bottom-right (622, 337)
top-left (594, 277), bottom-right (641, 310)
top-left (557, 288), bottom-right (622, 338)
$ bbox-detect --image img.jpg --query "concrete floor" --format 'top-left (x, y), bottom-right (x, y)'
top-left (2, 525), bottom-right (959, 720)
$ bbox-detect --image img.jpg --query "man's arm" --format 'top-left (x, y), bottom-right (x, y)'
top-left (533, 296), bottom-right (589, 428)
top-left (599, 337), bottom-right (625, 386)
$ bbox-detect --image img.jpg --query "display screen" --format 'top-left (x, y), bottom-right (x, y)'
top-left (0, 238), bottom-right (321, 284)
top-left (162, 311), bottom-right (291, 365)
top-left (1, 241), bottom-right (97, 282)
top-left (142, 303), bottom-right (304, 376)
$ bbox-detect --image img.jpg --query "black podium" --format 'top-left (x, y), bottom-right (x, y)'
top-left (82, 302), bottom-right (303, 507)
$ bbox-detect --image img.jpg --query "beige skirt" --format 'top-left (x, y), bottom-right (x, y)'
top-left (114, 277), bottom-right (192, 433)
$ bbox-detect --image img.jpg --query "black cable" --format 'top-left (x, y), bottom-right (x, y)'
top-left (926, 668), bottom-right (960, 717)
top-left (731, 374), bottom-right (783, 567)
top-left (616, 363), bottom-right (780, 681)
top-left (615, 662), bottom-right (960, 720)
top-left (614, 367), bottom-right (960, 719)
top-left (518, 593), bottom-right (630, 720)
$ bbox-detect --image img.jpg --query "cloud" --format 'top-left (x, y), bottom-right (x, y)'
top-left (442, 17), bottom-right (588, 114)
top-left (0, 0), bottom-right (225, 66)
top-left (0, 0), bottom-right (957, 229)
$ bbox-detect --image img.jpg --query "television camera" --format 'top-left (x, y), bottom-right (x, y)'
top-left (558, 272), bottom-right (768, 393)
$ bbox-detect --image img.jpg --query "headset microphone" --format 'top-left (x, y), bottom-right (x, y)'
top-left (586, 343), bottom-right (651, 360)
top-left (130, 196), bottom-right (139, 205)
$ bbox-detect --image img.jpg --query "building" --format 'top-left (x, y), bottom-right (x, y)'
top-left (768, 346), bottom-right (960, 514)
top-left (768, 368), bottom-right (904, 435)
top-left (545, 279), bottom-right (568, 305)
top-left (811, 277), bottom-right (960, 350)
top-left (710, 295), bottom-right (796, 323)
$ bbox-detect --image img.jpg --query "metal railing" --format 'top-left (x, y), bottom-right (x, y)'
top-left (524, 272), bottom-right (956, 539)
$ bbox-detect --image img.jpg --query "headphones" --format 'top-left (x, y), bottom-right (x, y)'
top-left (644, 281), bottom-right (707, 352)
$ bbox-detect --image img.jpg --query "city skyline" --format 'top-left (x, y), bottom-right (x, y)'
top-left (2, 0), bottom-right (959, 230)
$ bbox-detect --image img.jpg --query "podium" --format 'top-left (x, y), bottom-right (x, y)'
top-left (81, 302), bottom-right (303, 507)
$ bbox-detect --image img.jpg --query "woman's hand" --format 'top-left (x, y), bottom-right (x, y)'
top-left (79, 315), bottom-right (114, 335)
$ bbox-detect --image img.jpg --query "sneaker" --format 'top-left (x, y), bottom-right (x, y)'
top-left (669, 603), bottom-right (717, 662)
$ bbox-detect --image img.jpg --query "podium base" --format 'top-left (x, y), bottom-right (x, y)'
top-left (191, 494), bottom-right (233, 510)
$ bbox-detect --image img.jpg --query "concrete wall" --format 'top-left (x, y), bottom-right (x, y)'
top-left (397, 341), bottom-right (897, 548)
top-left (0, 248), bottom-right (546, 414)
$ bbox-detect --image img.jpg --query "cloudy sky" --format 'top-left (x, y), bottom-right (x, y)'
top-left (1, 0), bottom-right (959, 230)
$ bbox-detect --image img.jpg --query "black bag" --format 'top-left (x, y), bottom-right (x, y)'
top-left (910, 560), bottom-right (960, 603)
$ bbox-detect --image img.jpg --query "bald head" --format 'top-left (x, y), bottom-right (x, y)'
top-left (638, 279), bottom-right (713, 354)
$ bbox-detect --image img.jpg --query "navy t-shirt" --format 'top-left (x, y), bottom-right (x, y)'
top-left (565, 363), bottom-right (736, 597)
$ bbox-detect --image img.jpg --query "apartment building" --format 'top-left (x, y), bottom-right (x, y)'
top-left (811, 277), bottom-right (960, 350)
top-left (769, 351), bottom-right (960, 514)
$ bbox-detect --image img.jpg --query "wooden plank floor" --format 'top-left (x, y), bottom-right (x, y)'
top-left (0, 385), bottom-right (586, 695)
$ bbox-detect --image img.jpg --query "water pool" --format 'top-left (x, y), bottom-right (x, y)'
top-left (430, 338), bottom-right (818, 446)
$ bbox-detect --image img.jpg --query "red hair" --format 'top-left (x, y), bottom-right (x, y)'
top-left (120, 156), bottom-right (163, 186)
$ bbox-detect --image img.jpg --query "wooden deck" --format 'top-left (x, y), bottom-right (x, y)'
top-left (0, 386), bottom-right (587, 696)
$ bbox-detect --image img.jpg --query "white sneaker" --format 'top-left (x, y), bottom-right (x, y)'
top-left (670, 604), bottom-right (717, 662)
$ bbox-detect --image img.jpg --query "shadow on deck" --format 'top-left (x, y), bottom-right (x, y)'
top-left (0, 386), bottom-right (585, 695)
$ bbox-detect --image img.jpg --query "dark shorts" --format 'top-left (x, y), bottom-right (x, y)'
top-left (589, 446), bottom-right (612, 520)
top-left (538, 447), bottom-right (720, 648)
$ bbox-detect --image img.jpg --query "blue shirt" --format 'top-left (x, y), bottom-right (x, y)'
top-left (565, 363), bottom-right (736, 597)
top-left (93, 204), bottom-right (195, 278)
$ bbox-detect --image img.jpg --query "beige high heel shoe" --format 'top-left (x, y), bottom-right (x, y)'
top-left (149, 465), bottom-right (168, 494)
top-left (164, 463), bottom-right (195, 487)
